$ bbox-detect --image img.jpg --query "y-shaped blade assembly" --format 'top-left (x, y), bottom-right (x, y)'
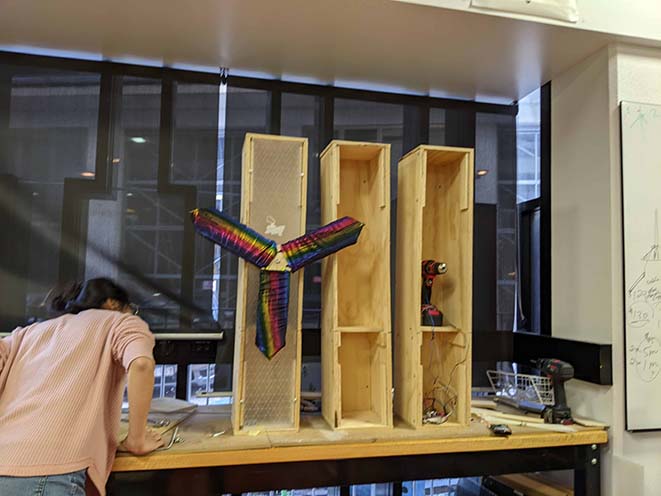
top-left (192, 208), bottom-right (364, 359)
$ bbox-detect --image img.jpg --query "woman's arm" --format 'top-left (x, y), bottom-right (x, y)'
top-left (112, 315), bottom-right (163, 455)
top-left (118, 357), bottom-right (164, 455)
top-left (0, 335), bottom-right (11, 376)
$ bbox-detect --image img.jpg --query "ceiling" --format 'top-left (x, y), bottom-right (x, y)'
top-left (0, 0), bottom-right (635, 103)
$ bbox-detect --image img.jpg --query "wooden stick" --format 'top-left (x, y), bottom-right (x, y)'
top-left (472, 407), bottom-right (545, 424)
top-left (478, 414), bottom-right (577, 433)
top-left (472, 399), bottom-right (498, 410)
top-left (573, 416), bottom-right (609, 428)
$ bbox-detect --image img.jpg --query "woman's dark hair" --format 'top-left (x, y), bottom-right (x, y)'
top-left (50, 278), bottom-right (131, 314)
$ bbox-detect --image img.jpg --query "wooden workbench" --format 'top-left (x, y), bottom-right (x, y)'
top-left (109, 406), bottom-right (607, 495)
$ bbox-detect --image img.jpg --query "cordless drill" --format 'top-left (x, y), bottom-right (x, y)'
top-left (536, 358), bottom-right (574, 424)
top-left (421, 260), bottom-right (447, 326)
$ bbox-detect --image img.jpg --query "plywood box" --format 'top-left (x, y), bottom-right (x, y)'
top-left (320, 140), bottom-right (393, 429)
top-left (232, 133), bottom-right (308, 434)
top-left (394, 145), bottom-right (473, 429)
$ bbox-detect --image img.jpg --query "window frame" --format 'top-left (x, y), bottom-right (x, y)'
top-left (0, 51), bottom-right (551, 399)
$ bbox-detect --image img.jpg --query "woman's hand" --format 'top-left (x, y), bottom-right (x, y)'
top-left (118, 429), bottom-right (164, 455)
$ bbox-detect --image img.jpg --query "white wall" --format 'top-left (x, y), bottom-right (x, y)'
top-left (551, 47), bottom-right (615, 345)
top-left (551, 43), bottom-right (661, 495)
top-left (392, 0), bottom-right (661, 42)
top-left (550, 46), bottom-right (618, 494)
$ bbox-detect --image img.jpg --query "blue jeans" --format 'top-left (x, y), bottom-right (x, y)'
top-left (0, 469), bottom-right (86, 496)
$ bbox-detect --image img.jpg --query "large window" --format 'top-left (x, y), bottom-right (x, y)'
top-left (475, 112), bottom-right (517, 332)
top-left (0, 65), bottom-right (100, 328)
top-left (516, 89), bottom-right (541, 203)
top-left (0, 52), bottom-right (545, 399)
top-left (515, 89), bottom-right (542, 333)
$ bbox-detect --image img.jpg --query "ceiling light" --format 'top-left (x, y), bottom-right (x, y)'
top-left (80, 171), bottom-right (95, 178)
top-left (477, 169), bottom-right (489, 177)
top-left (112, 158), bottom-right (121, 164)
top-left (126, 192), bottom-right (134, 197)
top-left (130, 137), bottom-right (147, 144)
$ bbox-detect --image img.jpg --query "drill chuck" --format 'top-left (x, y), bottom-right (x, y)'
top-left (422, 260), bottom-right (447, 277)
top-left (421, 260), bottom-right (447, 326)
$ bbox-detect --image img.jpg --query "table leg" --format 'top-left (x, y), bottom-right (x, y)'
top-left (574, 444), bottom-right (601, 496)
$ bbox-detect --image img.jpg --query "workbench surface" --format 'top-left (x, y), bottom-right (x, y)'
top-left (112, 406), bottom-right (608, 472)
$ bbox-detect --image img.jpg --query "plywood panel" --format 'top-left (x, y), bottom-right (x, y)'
top-left (394, 150), bottom-right (425, 428)
top-left (394, 145), bottom-right (473, 428)
top-left (340, 333), bottom-right (373, 414)
top-left (320, 143), bottom-right (340, 428)
top-left (233, 133), bottom-right (308, 433)
top-left (422, 152), bottom-right (472, 330)
top-left (421, 331), bottom-right (470, 424)
top-left (337, 332), bottom-right (389, 427)
top-left (320, 140), bottom-right (392, 429)
top-left (336, 155), bottom-right (388, 328)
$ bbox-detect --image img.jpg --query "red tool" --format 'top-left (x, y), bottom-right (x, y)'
top-left (421, 260), bottom-right (447, 326)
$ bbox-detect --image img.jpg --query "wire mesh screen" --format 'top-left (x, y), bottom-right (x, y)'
top-left (239, 136), bottom-right (306, 430)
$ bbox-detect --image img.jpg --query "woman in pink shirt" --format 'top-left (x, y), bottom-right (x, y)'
top-left (0, 278), bottom-right (164, 496)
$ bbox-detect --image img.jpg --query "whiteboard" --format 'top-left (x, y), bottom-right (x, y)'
top-left (621, 101), bottom-right (661, 431)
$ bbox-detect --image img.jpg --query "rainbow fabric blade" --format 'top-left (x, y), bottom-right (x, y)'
top-left (191, 208), bottom-right (277, 268)
top-left (256, 270), bottom-right (290, 359)
top-left (192, 208), bottom-right (363, 359)
top-left (281, 216), bottom-right (364, 272)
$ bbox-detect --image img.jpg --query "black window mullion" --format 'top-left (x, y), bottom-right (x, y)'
top-left (403, 104), bottom-right (430, 154)
top-left (93, 73), bottom-right (121, 193)
top-left (0, 68), bottom-right (11, 170)
top-left (269, 89), bottom-right (282, 135)
top-left (157, 77), bottom-right (175, 190)
top-left (445, 108), bottom-right (476, 148)
top-left (321, 95), bottom-right (334, 148)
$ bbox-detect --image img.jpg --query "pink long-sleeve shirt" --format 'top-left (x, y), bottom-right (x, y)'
top-left (0, 309), bottom-right (155, 496)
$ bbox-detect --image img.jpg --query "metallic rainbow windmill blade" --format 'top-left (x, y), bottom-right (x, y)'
top-left (256, 270), bottom-right (290, 359)
top-left (280, 216), bottom-right (364, 272)
top-left (191, 208), bottom-right (365, 359)
top-left (191, 208), bottom-right (277, 268)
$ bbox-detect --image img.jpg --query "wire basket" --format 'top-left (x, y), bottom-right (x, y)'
top-left (487, 370), bottom-right (554, 406)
